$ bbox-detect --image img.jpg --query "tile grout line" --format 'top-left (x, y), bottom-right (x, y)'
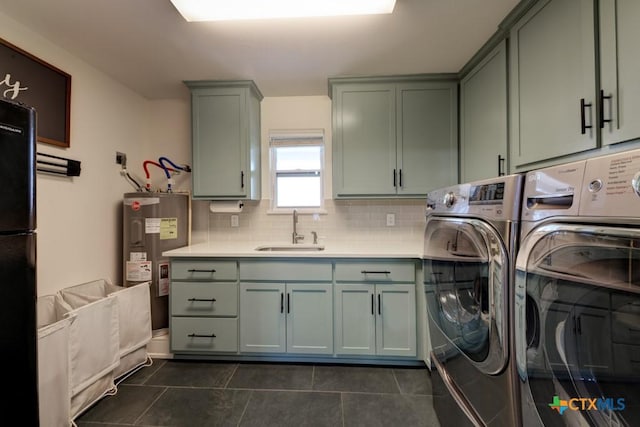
top-left (235, 389), bottom-right (254, 427)
top-left (223, 363), bottom-right (241, 389)
top-left (340, 392), bottom-right (346, 427)
top-left (391, 368), bottom-right (403, 394)
top-left (133, 386), bottom-right (170, 426)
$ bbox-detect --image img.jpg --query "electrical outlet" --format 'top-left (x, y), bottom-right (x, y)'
top-left (116, 151), bottom-right (127, 168)
top-left (231, 215), bottom-right (239, 227)
top-left (386, 213), bottom-right (395, 227)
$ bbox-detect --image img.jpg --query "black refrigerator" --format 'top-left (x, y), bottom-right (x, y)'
top-left (0, 98), bottom-right (39, 425)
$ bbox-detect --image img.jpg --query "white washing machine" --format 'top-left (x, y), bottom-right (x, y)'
top-left (515, 149), bottom-right (640, 426)
top-left (423, 174), bottom-right (523, 426)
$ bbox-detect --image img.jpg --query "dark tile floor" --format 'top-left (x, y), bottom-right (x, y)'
top-left (76, 359), bottom-right (441, 427)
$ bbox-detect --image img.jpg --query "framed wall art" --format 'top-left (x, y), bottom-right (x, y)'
top-left (1, 37), bottom-right (71, 148)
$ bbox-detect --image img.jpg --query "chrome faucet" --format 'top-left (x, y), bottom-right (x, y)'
top-left (292, 209), bottom-right (304, 244)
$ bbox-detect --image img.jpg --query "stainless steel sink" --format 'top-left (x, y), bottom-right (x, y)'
top-left (255, 244), bottom-right (325, 252)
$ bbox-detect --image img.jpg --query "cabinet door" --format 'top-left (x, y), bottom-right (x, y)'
top-left (239, 283), bottom-right (285, 353)
top-left (460, 41), bottom-right (508, 182)
top-left (332, 83), bottom-right (397, 197)
top-left (191, 87), bottom-right (248, 198)
top-left (286, 283), bottom-right (333, 354)
top-left (376, 284), bottom-right (416, 357)
top-left (599, 0), bottom-right (640, 146)
top-left (334, 284), bottom-right (376, 355)
top-left (397, 82), bottom-right (458, 194)
top-left (510, 0), bottom-right (597, 168)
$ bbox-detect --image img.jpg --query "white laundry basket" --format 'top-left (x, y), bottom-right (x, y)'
top-left (55, 290), bottom-right (120, 419)
top-left (37, 295), bottom-right (74, 427)
top-left (57, 279), bottom-right (153, 380)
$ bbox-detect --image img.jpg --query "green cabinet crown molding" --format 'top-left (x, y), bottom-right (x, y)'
top-left (184, 79), bottom-right (264, 101)
top-left (458, 0), bottom-right (540, 79)
top-left (327, 74), bottom-right (457, 99)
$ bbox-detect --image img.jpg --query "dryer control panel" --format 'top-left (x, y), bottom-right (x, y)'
top-left (580, 148), bottom-right (640, 217)
top-left (521, 160), bottom-right (585, 222)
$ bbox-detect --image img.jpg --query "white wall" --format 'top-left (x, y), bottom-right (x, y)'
top-left (0, 12), bottom-right (189, 296)
top-left (260, 96), bottom-right (333, 201)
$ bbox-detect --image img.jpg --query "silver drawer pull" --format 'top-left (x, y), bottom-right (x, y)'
top-left (361, 270), bottom-right (391, 274)
top-left (188, 333), bottom-right (216, 338)
top-left (187, 298), bottom-right (217, 302)
top-left (188, 269), bottom-right (216, 273)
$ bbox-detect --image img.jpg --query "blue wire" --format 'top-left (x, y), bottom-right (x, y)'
top-left (158, 156), bottom-right (185, 172)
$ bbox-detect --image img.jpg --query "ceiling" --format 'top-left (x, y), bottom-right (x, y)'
top-left (0, 0), bottom-right (519, 99)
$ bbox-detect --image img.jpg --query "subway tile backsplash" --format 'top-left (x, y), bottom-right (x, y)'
top-left (190, 199), bottom-right (427, 246)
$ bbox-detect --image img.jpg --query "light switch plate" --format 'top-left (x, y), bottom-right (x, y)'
top-left (231, 215), bottom-right (239, 227)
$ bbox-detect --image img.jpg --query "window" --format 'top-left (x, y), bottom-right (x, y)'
top-left (270, 130), bottom-right (324, 210)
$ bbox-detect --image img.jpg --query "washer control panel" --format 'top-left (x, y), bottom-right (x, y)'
top-left (443, 191), bottom-right (457, 208)
top-left (426, 174), bottom-right (522, 221)
top-left (469, 182), bottom-right (505, 205)
top-left (426, 185), bottom-right (469, 216)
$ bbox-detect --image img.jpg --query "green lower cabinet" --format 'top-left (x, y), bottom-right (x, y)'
top-left (169, 258), bottom-right (240, 355)
top-left (239, 283), bottom-right (285, 353)
top-left (334, 283), bottom-right (416, 357)
top-left (286, 284), bottom-right (333, 354)
top-left (171, 317), bottom-right (238, 353)
top-left (239, 282), bottom-right (333, 355)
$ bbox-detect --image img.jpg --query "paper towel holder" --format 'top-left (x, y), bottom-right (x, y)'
top-left (209, 200), bottom-right (244, 213)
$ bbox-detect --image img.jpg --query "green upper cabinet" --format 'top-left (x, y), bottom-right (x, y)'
top-left (510, 0), bottom-right (598, 169)
top-left (509, 0), bottom-right (640, 170)
top-left (460, 40), bottom-right (508, 182)
top-left (330, 77), bottom-right (458, 198)
top-left (185, 80), bottom-right (262, 200)
top-left (332, 82), bottom-right (397, 197)
top-left (599, 0), bottom-right (640, 146)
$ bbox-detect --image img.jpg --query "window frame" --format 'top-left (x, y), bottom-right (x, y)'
top-left (268, 129), bottom-right (325, 214)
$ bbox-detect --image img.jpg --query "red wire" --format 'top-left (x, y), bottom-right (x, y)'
top-left (143, 160), bottom-right (176, 179)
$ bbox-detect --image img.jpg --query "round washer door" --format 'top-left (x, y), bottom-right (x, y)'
top-left (423, 217), bottom-right (509, 375)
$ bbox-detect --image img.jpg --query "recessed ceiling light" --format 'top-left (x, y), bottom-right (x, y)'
top-left (169, 0), bottom-right (396, 22)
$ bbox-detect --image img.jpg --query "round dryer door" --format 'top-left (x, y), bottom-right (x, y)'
top-left (515, 223), bottom-right (640, 427)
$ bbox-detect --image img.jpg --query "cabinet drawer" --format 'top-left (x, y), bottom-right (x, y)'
top-left (240, 261), bottom-right (332, 281)
top-left (335, 261), bottom-right (415, 282)
top-left (171, 282), bottom-right (237, 316)
top-left (171, 317), bottom-right (238, 353)
top-left (171, 260), bottom-right (237, 280)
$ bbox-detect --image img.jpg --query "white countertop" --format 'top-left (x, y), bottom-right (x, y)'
top-left (163, 240), bottom-right (424, 259)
